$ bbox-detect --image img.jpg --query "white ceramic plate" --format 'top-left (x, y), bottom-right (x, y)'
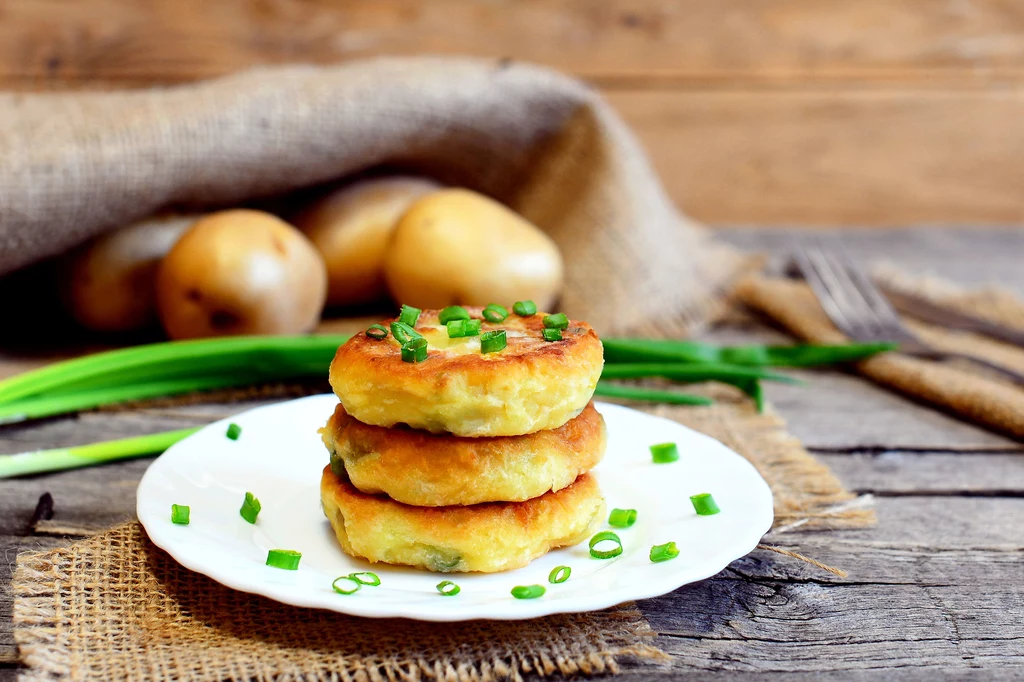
top-left (137, 396), bottom-right (773, 621)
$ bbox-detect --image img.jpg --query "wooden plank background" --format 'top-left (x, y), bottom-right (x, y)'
top-left (4, 0), bottom-right (1024, 225)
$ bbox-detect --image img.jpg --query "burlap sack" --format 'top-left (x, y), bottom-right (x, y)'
top-left (736, 271), bottom-right (1024, 440)
top-left (0, 57), bottom-right (746, 334)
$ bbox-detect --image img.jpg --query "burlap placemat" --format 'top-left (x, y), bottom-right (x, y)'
top-left (736, 271), bottom-right (1024, 440)
top-left (0, 58), bottom-right (747, 335)
top-left (10, 383), bottom-right (871, 682)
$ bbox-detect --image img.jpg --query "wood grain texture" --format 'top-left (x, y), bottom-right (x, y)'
top-left (3, 0), bottom-right (1024, 86)
top-left (609, 89), bottom-right (1024, 224)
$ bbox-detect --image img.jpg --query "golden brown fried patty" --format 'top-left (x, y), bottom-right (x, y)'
top-left (329, 307), bottom-right (603, 436)
top-left (320, 401), bottom-right (606, 506)
top-left (320, 466), bottom-right (605, 573)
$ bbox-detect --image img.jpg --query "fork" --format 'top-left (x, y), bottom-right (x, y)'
top-left (794, 241), bottom-right (1024, 387)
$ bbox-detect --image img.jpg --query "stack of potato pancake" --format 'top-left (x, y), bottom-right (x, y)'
top-left (320, 304), bottom-right (606, 573)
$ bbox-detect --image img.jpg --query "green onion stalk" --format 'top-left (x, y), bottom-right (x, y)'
top-left (0, 333), bottom-right (895, 478)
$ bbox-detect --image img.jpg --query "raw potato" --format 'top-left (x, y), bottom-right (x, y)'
top-left (156, 210), bottom-right (328, 340)
top-left (294, 176), bottom-right (441, 308)
top-left (61, 214), bottom-right (199, 332)
top-left (383, 189), bottom-right (563, 309)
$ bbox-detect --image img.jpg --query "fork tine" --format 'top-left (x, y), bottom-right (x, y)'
top-left (817, 247), bottom-right (889, 340)
top-left (793, 243), bottom-right (864, 339)
top-left (833, 242), bottom-right (906, 331)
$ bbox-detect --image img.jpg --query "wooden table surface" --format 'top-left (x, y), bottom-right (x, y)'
top-left (1, 227), bottom-right (1022, 680)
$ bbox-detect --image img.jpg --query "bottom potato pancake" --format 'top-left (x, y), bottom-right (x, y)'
top-left (321, 466), bottom-right (604, 573)
top-left (320, 401), bottom-right (606, 506)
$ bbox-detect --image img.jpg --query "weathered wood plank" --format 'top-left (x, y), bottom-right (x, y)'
top-left (608, 89), bottom-right (1024, 225)
top-left (4, 0), bottom-right (1024, 86)
top-left (642, 580), bottom-right (1023, 672)
top-left (611, 669), bottom-right (1024, 681)
top-left (818, 452), bottom-right (1024, 495)
top-left (716, 227), bottom-right (1024, 293)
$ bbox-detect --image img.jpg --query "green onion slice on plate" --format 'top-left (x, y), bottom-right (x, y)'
top-left (170, 504), bottom-right (190, 525)
top-left (348, 571), bottom-right (381, 586)
top-left (690, 492), bottom-right (720, 516)
top-left (650, 442), bottom-right (679, 463)
top-left (548, 565), bottom-right (572, 584)
top-left (225, 423), bottom-right (242, 440)
top-left (511, 584), bottom-right (546, 599)
top-left (266, 549), bottom-right (302, 570)
top-left (608, 508), bottom-right (637, 528)
top-left (239, 492), bottom-right (261, 524)
top-left (589, 531), bottom-right (623, 559)
top-left (650, 542), bottom-right (680, 563)
top-left (436, 580), bottom-right (461, 596)
top-left (332, 576), bottom-right (361, 595)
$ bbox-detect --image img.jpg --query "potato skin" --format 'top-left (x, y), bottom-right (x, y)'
top-left (321, 466), bottom-right (604, 573)
top-left (321, 401), bottom-right (606, 506)
top-left (329, 307), bottom-right (604, 437)
top-left (156, 210), bottom-right (327, 339)
top-left (295, 177), bottom-right (440, 308)
top-left (383, 189), bottom-right (563, 310)
top-left (62, 214), bottom-right (198, 332)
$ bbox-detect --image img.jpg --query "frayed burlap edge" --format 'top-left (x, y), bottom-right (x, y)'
top-left (12, 524), bottom-right (667, 682)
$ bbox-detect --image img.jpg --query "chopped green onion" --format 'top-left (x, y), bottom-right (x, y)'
top-left (348, 572), bottom-right (381, 586)
top-left (608, 508), bottom-right (637, 528)
top-left (398, 304), bottom-right (421, 327)
top-left (513, 300), bottom-right (537, 317)
top-left (543, 313), bottom-right (569, 330)
top-left (170, 504), bottom-right (190, 525)
top-left (436, 580), bottom-right (461, 596)
top-left (366, 324), bottom-right (389, 340)
top-left (332, 576), bottom-right (361, 595)
top-left (511, 584), bottom-right (546, 599)
top-left (480, 330), bottom-right (507, 354)
top-left (483, 304), bottom-right (509, 323)
top-left (266, 549), bottom-right (302, 570)
top-left (239, 492), bottom-right (261, 524)
top-left (650, 542), bottom-right (680, 563)
top-left (439, 306), bottom-right (470, 324)
top-left (594, 381), bottom-right (712, 406)
top-left (650, 442), bottom-right (679, 463)
top-left (542, 328), bottom-right (562, 342)
top-left (589, 531), bottom-right (623, 559)
top-left (690, 493), bottom-right (720, 516)
top-left (447, 318), bottom-right (482, 338)
top-left (548, 565), bottom-right (571, 584)
top-left (226, 423), bottom-right (242, 440)
top-left (391, 321), bottom-right (422, 345)
top-left (401, 337), bottom-right (428, 363)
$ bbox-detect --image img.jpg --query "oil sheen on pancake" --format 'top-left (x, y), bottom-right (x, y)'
top-left (320, 401), bottom-right (606, 506)
top-left (329, 307), bottom-right (603, 437)
top-left (320, 466), bottom-right (605, 573)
